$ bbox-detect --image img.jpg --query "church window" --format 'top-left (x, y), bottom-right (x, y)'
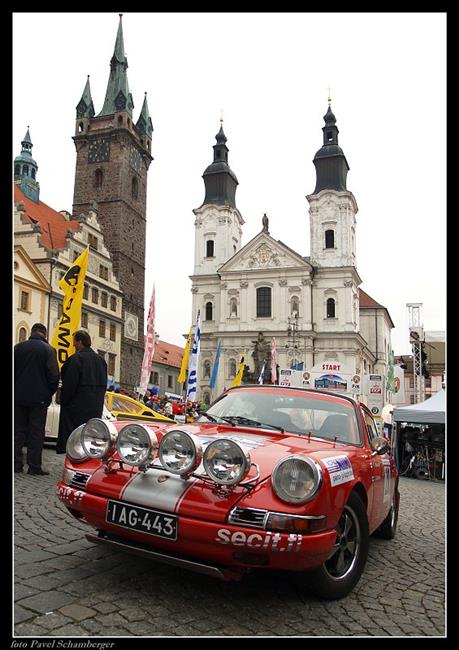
top-left (204, 360), bottom-right (211, 379)
top-left (230, 298), bottom-right (238, 317)
top-left (15, 164), bottom-right (20, 175)
top-left (132, 177), bottom-right (138, 199)
top-left (23, 165), bottom-right (29, 176)
top-left (205, 301), bottom-right (213, 321)
top-left (256, 287), bottom-right (272, 318)
top-left (216, 150), bottom-right (221, 159)
top-left (327, 131), bottom-right (333, 142)
top-left (326, 298), bottom-right (336, 318)
top-left (18, 327), bottom-right (27, 342)
top-left (31, 168), bottom-right (36, 179)
top-left (291, 297), bottom-right (299, 317)
top-left (325, 229), bottom-right (334, 249)
top-left (229, 359), bottom-right (237, 378)
top-left (19, 291), bottom-right (29, 311)
top-left (78, 122), bottom-right (84, 133)
top-left (206, 240), bottom-right (215, 257)
top-left (94, 169), bottom-right (103, 189)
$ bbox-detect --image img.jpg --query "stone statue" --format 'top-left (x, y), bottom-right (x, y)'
top-left (252, 332), bottom-right (271, 380)
top-left (262, 213), bottom-right (269, 234)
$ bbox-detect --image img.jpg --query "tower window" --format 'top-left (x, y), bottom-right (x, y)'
top-left (205, 301), bottom-right (213, 321)
top-left (132, 177), bottom-right (138, 199)
top-left (23, 165), bottom-right (29, 176)
top-left (325, 229), bottom-right (334, 249)
top-left (327, 131), bottom-right (333, 142)
top-left (78, 122), bottom-right (84, 133)
top-left (206, 240), bottom-right (215, 258)
top-left (14, 164), bottom-right (20, 175)
top-left (94, 169), bottom-right (103, 189)
top-left (216, 150), bottom-right (221, 159)
top-left (31, 168), bottom-right (36, 179)
top-left (256, 287), bottom-right (272, 318)
top-left (326, 298), bottom-right (336, 319)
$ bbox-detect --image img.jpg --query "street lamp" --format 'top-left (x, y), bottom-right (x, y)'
top-left (285, 312), bottom-right (300, 368)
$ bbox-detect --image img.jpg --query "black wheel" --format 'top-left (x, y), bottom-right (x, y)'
top-left (306, 491), bottom-right (369, 600)
top-left (373, 482), bottom-right (399, 540)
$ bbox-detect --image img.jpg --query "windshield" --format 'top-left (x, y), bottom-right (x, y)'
top-left (109, 395), bottom-right (143, 414)
top-left (201, 389), bottom-right (361, 445)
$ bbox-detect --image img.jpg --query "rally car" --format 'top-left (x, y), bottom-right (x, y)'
top-left (56, 385), bottom-right (399, 599)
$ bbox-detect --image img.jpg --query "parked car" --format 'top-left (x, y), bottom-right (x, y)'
top-left (56, 385), bottom-right (399, 599)
top-left (45, 391), bottom-right (173, 442)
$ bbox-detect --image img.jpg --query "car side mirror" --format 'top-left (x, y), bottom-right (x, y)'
top-left (370, 436), bottom-right (390, 456)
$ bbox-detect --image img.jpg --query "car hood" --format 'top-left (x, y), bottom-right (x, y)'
top-left (86, 423), bottom-right (351, 524)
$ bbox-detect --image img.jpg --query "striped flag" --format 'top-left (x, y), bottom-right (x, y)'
top-left (258, 361), bottom-right (266, 385)
top-left (271, 337), bottom-right (277, 384)
top-left (232, 352), bottom-right (246, 387)
top-left (139, 284), bottom-right (156, 396)
top-left (186, 310), bottom-right (201, 401)
top-left (209, 340), bottom-right (222, 389)
top-left (178, 326), bottom-right (193, 384)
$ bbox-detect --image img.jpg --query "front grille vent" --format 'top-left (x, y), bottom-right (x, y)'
top-left (71, 472), bottom-right (91, 489)
top-left (228, 507), bottom-right (268, 529)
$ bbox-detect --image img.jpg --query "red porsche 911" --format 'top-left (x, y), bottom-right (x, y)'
top-left (56, 385), bottom-right (399, 599)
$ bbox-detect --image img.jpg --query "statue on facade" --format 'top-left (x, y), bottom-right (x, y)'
top-left (252, 332), bottom-right (271, 381)
top-left (262, 213), bottom-right (269, 234)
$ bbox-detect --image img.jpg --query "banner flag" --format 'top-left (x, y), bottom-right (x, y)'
top-left (232, 352), bottom-right (246, 387)
top-left (209, 340), bottom-right (222, 389)
top-left (51, 246), bottom-right (89, 369)
top-left (138, 284), bottom-right (156, 396)
top-left (186, 310), bottom-right (201, 401)
top-left (178, 326), bottom-right (193, 385)
top-left (271, 337), bottom-right (277, 384)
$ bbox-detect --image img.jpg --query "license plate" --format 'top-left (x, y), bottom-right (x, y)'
top-left (106, 500), bottom-right (177, 540)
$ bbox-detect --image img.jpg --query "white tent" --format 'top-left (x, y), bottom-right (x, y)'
top-left (392, 388), bottom-right (445, 424)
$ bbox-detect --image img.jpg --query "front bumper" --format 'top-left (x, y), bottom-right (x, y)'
top-left (57, 482), bottom-right (336, 575)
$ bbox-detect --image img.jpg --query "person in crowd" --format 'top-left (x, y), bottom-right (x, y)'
top-left (163, 400), bottom-right (173, 417)
top-left (56, 329), bottom-right (107, 454)
top-left (14, 323), bottom-right (59, 475)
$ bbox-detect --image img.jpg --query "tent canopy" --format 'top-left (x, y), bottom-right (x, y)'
top-left (392, 388), bottom-right (445, 424)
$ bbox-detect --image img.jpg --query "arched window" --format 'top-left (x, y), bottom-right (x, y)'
top-left (229, 359), bottom-right (237, 378)
top-left (95, 169), bottom-right (103, 188)
top-left (206, 240), bottom-right (215, 257)
top-left (204, 360), bottom-right (211, 379)
top-left (291, 296), bottom-right (299, 317)
top-left (326, 298), bottom-right (336, 318)
top-left (205, 301), bottom-right (213, 321)
top-left (23, 165), bottom-right (29, 176)
top-left (18, 327), bottom-right (27, 342)
top-left (31, 168), bottom-right (36, 179)
top-left (131, 177), bottom-right (138, 199)
top-left (230, 298), bottom-right (238, 317)
top-left (78, 122), bottom-right (84, 133)
top-left (325, 229), bottom-right (334, 249)
top-left (256, 287), bottom-right (271, 318)
top-left (14, 164), bottom-right (20, 175)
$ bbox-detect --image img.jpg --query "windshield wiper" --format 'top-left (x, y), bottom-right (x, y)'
top-left (218, 415), bottom-right (285, 433)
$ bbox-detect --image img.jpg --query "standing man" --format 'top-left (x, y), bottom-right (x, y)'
top-left (56, 329), bottom-right (107, 454)
top-left (14, 323), bottom-right (59, 475)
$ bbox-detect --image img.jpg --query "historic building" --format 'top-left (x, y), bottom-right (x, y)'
top-left (71, 14), bottom-right (153, 389)
top-left (190, 106), bottom-right (394, 403)
top-left (14, 130), bottom-right (124, 380)
top-left (147, 339), bottom-right (185, 399)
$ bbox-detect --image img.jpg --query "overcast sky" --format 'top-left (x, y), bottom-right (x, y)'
top-left (13, 12), bottom-right (446, 356)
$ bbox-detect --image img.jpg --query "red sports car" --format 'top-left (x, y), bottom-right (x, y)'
top-left (56, 386), bottom-right (399, 599)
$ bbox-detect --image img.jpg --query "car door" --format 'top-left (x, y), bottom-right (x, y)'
top-left (363, 409), bottom-right (392, 526)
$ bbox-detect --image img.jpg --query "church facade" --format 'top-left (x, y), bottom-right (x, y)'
top-left (190, 107), bottom-right (394, 404)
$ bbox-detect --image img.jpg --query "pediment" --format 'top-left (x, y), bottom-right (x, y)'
top-left (219, 232), bottom-right (312, 274)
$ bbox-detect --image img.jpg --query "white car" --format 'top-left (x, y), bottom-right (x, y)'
top-left (45, 396), bottom-right (115, 443)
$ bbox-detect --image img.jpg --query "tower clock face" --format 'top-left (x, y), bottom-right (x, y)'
top-left (88, 137), bottom-right (110, 163)
top-left (129, 147), bottom-right (142, 173)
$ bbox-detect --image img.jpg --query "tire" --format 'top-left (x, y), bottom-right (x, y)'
top-left (307, 491), bottom-right (369, 600)
top-left (374, 481), bottom-right (399, 540)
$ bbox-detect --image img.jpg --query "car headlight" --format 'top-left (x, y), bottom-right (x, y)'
top-left (66, 424), bottom-right (88, 462)
top-left (159, 429), bottom-right (203, 475)
top-left (81, 418), bottom-right (117, 460)
top-left (203, 438), bottom-right (251, 485)
top-left (116, 424), bottom-right (158, 467)
top-left (272, 455), bottom-right (322, 504)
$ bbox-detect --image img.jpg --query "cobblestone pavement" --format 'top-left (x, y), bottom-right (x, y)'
top-left (13, 448), bottom-right (445, 638)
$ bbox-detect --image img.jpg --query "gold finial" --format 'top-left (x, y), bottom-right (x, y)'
top-left (327, 87), bottom-right (332, 106)
top-left (220, 108), bottom-right (224, 125)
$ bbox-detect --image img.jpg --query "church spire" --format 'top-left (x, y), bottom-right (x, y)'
top-left (312, 101), bottom-right (350, 194)
top-left (76, 75), bottom-right (95, 118)
top-left (98, 14), bottom-right (134, 117)
top-left (201, 120), bottom-right (238, 208)
top-left (14, 127), bottom-right (40, 202)
top-left (136, 92), bottom-right (153, 137)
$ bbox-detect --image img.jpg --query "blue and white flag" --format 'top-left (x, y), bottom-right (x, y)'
top-left (186, 310), bottom-right (201, 401)
top-left (209, 340), bottom-right (222, 389)
top-left (258, 361), bottom-right (266, 384)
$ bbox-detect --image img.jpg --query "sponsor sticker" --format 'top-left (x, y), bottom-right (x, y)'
top-left (323, 454), bottom-right (354, 487)
top-left (215, 528), bottom-right (302, 552)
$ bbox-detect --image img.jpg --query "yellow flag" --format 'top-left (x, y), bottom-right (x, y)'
top-left (178, 326), bottom-right (193, 384)
top-left (51, 247), bottom-right (89, 368)
top-left (231, 352), bottom-right (246, 387)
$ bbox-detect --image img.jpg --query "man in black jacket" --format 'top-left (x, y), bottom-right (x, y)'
top-left (14, 323), bottom-right (59, 475)
top-left (56, 329), bottom-right (107, 454)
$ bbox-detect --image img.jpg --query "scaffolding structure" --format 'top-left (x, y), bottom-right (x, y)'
top-left (407, 303), bottom-right (425, 403)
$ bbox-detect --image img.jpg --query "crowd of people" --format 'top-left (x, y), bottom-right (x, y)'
top-left (14, 323), bottom-right (209, 476)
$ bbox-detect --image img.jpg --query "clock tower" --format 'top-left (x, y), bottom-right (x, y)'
top-left (72, 14), bottom-right (153, 390)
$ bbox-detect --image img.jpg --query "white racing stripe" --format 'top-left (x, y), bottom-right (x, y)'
top-left (120, 466), bottom-right (198, 512)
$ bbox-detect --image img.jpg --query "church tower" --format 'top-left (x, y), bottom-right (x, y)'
top-left (306, 101), bottom-right (362, 366)
top-left (71, 14), bottom-right (153, 390)
top-left (14, 128), bottom-right (40, 202)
